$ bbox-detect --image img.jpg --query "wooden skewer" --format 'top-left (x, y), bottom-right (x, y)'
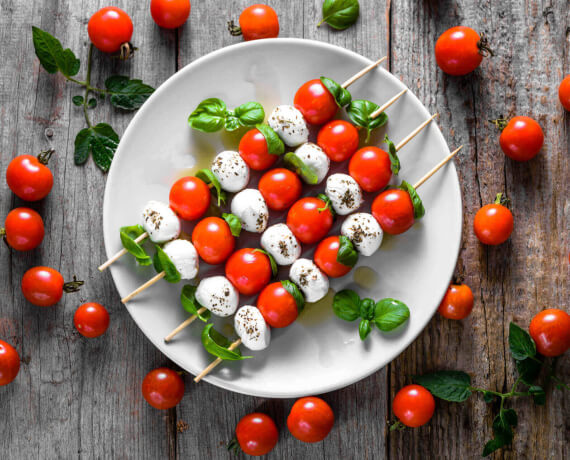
top-left (164, 306), bottom-right (209, 343)
top-left (413, 146), bottom-right (463, 189)
top-left (370, 88), bottom-right (407, 119)
top-left (395, 113), bottom-right (438, 152)
top-left (194, 338), bottom-right (242, 383)
top-left (98, 232), bottom-right (149, 272)
top-left (341, 56), bottom-right (387, 89)
top-left (121, 271), bottom-right (166, 304)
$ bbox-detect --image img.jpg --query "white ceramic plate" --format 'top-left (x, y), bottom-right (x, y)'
top-left (103, 38), bottom-right (462, 398)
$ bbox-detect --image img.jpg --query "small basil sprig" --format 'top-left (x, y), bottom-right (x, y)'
top-left (320, 77), bottom-right (351, 108)
top-left (201, 324), bottom-right (250, 361)
top-left (188, 98), bottom-right (265, 133)
top-left (316, 193), bottom-right (335, 215)
top-left (153, 245), bottom-right (181, 283)
top-left (284, 152), bottom-right (319, 185)
top-left (222, 213), bottom-right (242, 237)
top-left (256, 124), bottom-right (285, 155)
top-left (337, 236), bottom-right (359, 267)
top-left (317, 0), bottom-right (360, 30)
top-left (180, 285), bottom-right (211, 322)
top-left (346, 99), bottom-right (388, 141)
top-left (195, 169), bottom-right (227, 206)
top-left (383, 135), bottom-right (401, 174)
top-left (119, 224), bottom-right (151, 266)
top-left (281, 280), bottom-right (305, 313)
top-left (399, 181), bottom-right (425, 219)
top-left (253, 249), bottom-right (278, 277)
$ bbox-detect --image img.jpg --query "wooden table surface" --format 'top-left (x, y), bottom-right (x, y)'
top-left (1, 1), bottom-right (568, 459)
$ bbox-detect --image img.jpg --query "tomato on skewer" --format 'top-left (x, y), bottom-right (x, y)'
top-left (372, 189), bottom-right (415, 235)
top-left (294, 79), bottom-right (338, 125)
top-left (257, 282), bottom-right (300, 328)
top-left (258, 168), bottom-right (302, 211)
top-left (225, 248), bottom-right (272, 295)
top-left (169, 176), bottom-right (211, 221)
top-left (192, 217), bottom-right (235, 265)
top-left (287, 197), bottom-right (334, 244)
top-left (349, 146), bottom-right (393, 192)
top-left (317, 120), bottom-right (359, 162)
top-left (314, 236), bottom-right (353, 278)
top-left (239, 128), bottom-right (278, 171)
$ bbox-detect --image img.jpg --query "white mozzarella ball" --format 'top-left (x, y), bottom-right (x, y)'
top-left (195, 276), bottom-right (239, 317)
top-left (289, 258), bottom-right (329, 303)
top-left (234, 305), bottom-right (271, 351)
top-left (325, 173), bottom-right (364, 215)
top-left (211, 150), bottom-right (250, 193)
top-left (231, 189), bottom-right (269, 233)
top-left (295, 143), bottom-right (330, 184)
top-left (341, 213), bottom-right (383, 256)
top-left (162, 239), bottom-right (199, 280)
top-left (261, 224), bottom-right (302, 266)
top-left (141, 200), bottom-right (181, 243)
top-left (268, 105), bottom-right (309, 147)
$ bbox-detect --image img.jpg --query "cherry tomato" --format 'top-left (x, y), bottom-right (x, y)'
top-left (314, 236), bottom-right (352, 278)
top-left (3, 207), bottom-right (45, 251)
top-left (287, 396), bottom-right (334, 443)
top-left (317, 120), bottom-right (359, 162)
top-left (257, 282), bottom-right (299, 328)
top-left (169, 176), bottom-right (211, 221)
top-left (225, 248), bottom-right (272, 295)
top-left (498, 116), bottom-right (544, 162)
top-left (238, 128), bottom-right (278, 171)
top-left (88, 7), bottom-right (133, 53)
top-left (371, 189), bottom-right (414, 235)
top-left (393, 384), bottom-right (435, 427)
top-left (438, 284), bottom-right (474, 320)
top-left (349, 146), bottom-right (392, 192)
top-left (21, 266), bottom-right (64, 307)
top-left (235, 4), bottom-right (279, 41)
top-left (0, 340), bottom-right (20, 386)
top-left (142, 367), bottom-right (185, 410)
top-left (529, 309), bottom-right (570, 357)
top-left (473, 197), bottom-right (513, 245)
top-left (435, 26), bottom-right (490, 76)
top-left (258, 168), bottom-right (302, 211)
top-left (150, 0), bottom-right (191, 29)
top-left (234, 412), bottom-right (279, 456)
top-left (74, 302), bottom-right (110, 338)
top-left (192, 217), bottom-right (235, 265)
top-left (294, 79), bottom-right (338, 125)
top-left (287, 197), bottom-right (334, 244)
top-left (559, 75), bottom-right (570, 111)
top-left (6, 152), bottom-right (54, 201)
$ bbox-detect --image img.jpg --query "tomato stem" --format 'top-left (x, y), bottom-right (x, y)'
top-left (227, 437), bottom-right (241, 453)
top-left (388, 420), bottom-right (406, 431)
top-left (118, 42), bottom-right (136, 60)
top-left (37, 148), bottom-right (55, 165)
top-left (63, 276), bottom-right (84, 293)
top-left (227, 21), bottom-right (242, 36)
top-left (494, 193), bottom-right (510, 207)
top-left (477, 33), bottom-right (494, 57)
top-left (489, 117), bottom-right (508, 131)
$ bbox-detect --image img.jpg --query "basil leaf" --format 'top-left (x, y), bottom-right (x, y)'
top-left (337, 235), bottom-right (359, 267)
top-left (413, 370), bottom-right (472, 402)
top-left (529, 385), bottom-right (546, 405)
top-left (281, 280), bottom-right (305, 313)
top-left (383, 135), bottom-right (401, 174)
top-left (153, 245), bottom-right (181, 283)
top-left (256, 124), bottom-right (285, 155)
top-left (32, 26), bottom-right (80, 77)
top-left (283, 152), bottom-right (319, 185)
top-left (105, 75), bottom-right (154, 111)
top-left (359, 298), bottom-right (375, 321)
top-left (346, 99), bottom-right (388, 141)
top-left (201, 324), bottom-right (249, 361)
top-left (320, 76), bottom-right (352, 108)
top-left (180, 285), bottom-right (211, 322)
top-left (72, 95), bottom-right (84, 106)
top-left (508, 322), bottom-right (536, 360)
top-left (359, 319), bottom-right (372, 340)
top-left (374, 298), bottom-right (410, 331)
top-left (332, 289), bottom-right (361, 321)
top-left (515, 356), bottom-right (542, 385)
top-left (234, 102), bottom-right (265, 127)
top-left (399, 181), bottom-right (425, 220)
top-left (224, 115), bottom-right (241, 132)
top-left (319, 0), bottom-right (360, 30)
top-left (253, 249), bottom-right (278, 277)
top-left (482, 409), bottom-right (517, 457)
top-left (316, 193), bottom-right (335, 215)
top-left (119, 224), bottom-right (151, 266)
top-left (74, 123), bottom-right (119, 172)
top-left (195, 169), bottom-right (227, 206)
top-left (222, 213), bottom-right (242, 237)
top-left (188, 98), bottom-right (228, 132)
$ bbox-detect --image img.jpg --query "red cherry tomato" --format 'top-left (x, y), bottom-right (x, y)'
top-left (3, 207), bottom-right (45, 251)
top-left (258, 168), bottom-right (302, 211)
top-left (393, 384), bottom-right (435, 427)
top-left (559, 75), bottom-right (570, 111)
top-left (236, 4), bottom-right (279, 41)
top-left (314, 236), bottom-right (352, 278)
top-left (349, 146), bottom-right (392, 192)
top-left (0, 340), bottom-right (20, 386)
top-left (234, 412), bottom-right (279, 456)
top-left (150, 0), bottom-right (191, 29)
top-left (287, 197), bottom-right (334, 244)
top-left (294, 79), bottom-right (338, 125)
top-left (317, 120), bottom-right (360, 162)
top-left (435, 26), bottom-right (489, 76)
top-left (287, 397), bottom-right (334, 443)
top-left (142, 367), bottom-right (185, 410)
top-left (371, 189), bottom-right (415, 235)
top-left (191, 217), bottom-right (235, 265)
top-left (225, 248), bottom-right (272, 295)
top-left (498, 116), bottom-right (544, 162)
top-left (473, 197), bottom-right (513, 245)
top-left (21, 266), bottom-right (64, 307)
top-left (169, 176), bottom-right (211, 221)
top-left (438, 284), bottom-right (474, 320)
top-left (88, 7), bottom-right (133, 53)
top-left (529, 309), bottom-right (570, 357)
top-left (6, 152), bottom-right (54, 201)
top-left (257, 282), bottom-right (299, 328)
top-left (74, 302), bottom-right (110, 338)
top-left (239, 128), bottom-right (278, 171)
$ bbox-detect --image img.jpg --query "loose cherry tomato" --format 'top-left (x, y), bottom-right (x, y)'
top-left (314, 236), bottom-right (352, 278)
top-left (435, 26), bottom-right (491, 76)
top-left (257, 282), bottom-right (299, 328)
top-left (317, 120), bottom-right (359, 162)
top-left (371, 189), bottom-right (414, 235)
top-left (169, 176), bottom-right (211, 221)
top-left (559, 75), bottom-right (570, 111)
top-left (225, 248), bottom-right (272, 295)
top-left (142, 367), bottom-right (185, 410)
top-left (0, 340), bottom-right (20, 386)
top-left (192, 217), bottom-right (235, 264)
top-left (258, 168), bottom-right (302, 211)
top-left (232, 4), bottom-right (279, 41)
top-left (497, 116), bottom-right (544, 162)
top-left (6, 151), bottom-right (54, 201)
top-left (473, 195), bottom-right (513, 245)
top-left (287, 396), bottom-right (334, 443)
top-left (74, 302), bottom-right (110, 338)
top-left (349, 146), bottom-right (392, 192)
top-left (294, 79), bottom-right (338, 125)
top-left (150, 0), bottom-right (191, 29)
top-left (287, 197), bottom-right (334, 244)
top-left (2, 207), bottom-right (45, 251)
top-left (21, 266), bottom-right (64, 307)
top-left (239, 128), bottom-right (278, 171)
top-left (529, 309), bottom-right (570, 357)
top-left (438, 284), bottom-right (474, 320)
top-left (234, 412), bottom-right (279, 456)
top-left (393, 384), bottom-right (435, 427)
top-left (88, 7), bottom-right (133, 53)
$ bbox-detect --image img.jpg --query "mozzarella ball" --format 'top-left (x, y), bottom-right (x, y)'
top-left (162, 239), bottom-right (199, 280)
top-left (211, 150), bottom-right (250, 193)
top-left (195, 276), bottom-right (239, 317)
top-left (325, 173), bottom-right (364, 215)
top-left (289, 258), bottom-right (329, 303)
top-left (295, 143), bottom-right (330, 184)
top-left (261, 223), bottom-right (302, 266)
top-left (141, 200), bottom-right (181, 243)
top-left (268, 105), bottom-right (309, 147)
top-left (341, 213), bottom-right (383, 256)
top-left (234, 305), bottom-right (271, 351)
top-left (231, 189), bottom-right (269, 233)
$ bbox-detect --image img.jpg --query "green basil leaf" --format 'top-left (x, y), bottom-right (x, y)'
top-left (374, 298), bottom-right (410, 331)
top-left (188, 98), bottom-right (228, 133)
top-left (153, 245), bottom-right (181, 283)
top-left (256, 124), bottom-right (285, 155)
top-left (281, 280), bottom-right (305, 313)
top-left (32, 26), bottom-right (80, 77)
top-left (359, 298), bottom-right (375, 321)
top-left (508, 322), bottom-right (536, 360)
top-left (482, 438), bottom-right (506, 457)
top-left (224, 114), bottom-right (241, 131)
top-left (72, 95), bottom-right (84, 106)
top-left (383, 135), bottom-right (401, 174)
top-left (119, 224), bottom-right (151, 266)
top-left (337, 235), bottom-right (359, 267)
top-left (222, 213), bottom-right (242, 237)
top-left (234, 102), bottom-right (265, 127)
top-left (195, 169), bottom-right (227, 206)
top-left (180, 285), bottom-right (210, 322)
top-left (332, 289), bottom-right (361, 321)
top-left (316, 193), bottom-right (335, 215)
top-left (74, 123), bottom-right (119, 172)
top-left (529, 385), bottom-right (546, 405)
top-left (359, 319), bottom-right (372, 340)
top-left (87, 97), bottom-right (97, 109)
top-left (253, 249), bottom-right (278, 277)
top-left (201, 324), bottom-right (249, 361)
top-left (105, 75), bottom-right (155, 111)
top-left (515, 356), bottom-right (542, 385)
top-left (320, 76), bottom-right (352, 108)
top-left (283, 152), bottom-right (319, 185)
top-left (399, 181), bottom-right (425, 220)
top-left (319, 0), bottom-right (360, 30)
top-left (346, 99), bottom-right (388, 141)
top-left (413, 370), bottom-right (472, 402)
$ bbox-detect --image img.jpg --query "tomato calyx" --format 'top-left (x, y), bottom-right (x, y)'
top-left (118, 42), bottom-right (136, 60)
top-left (384, 135), bottom-right (401, 174)
top-left (227, 437), bottom-right (241, 454)
top-left (316, 193), bottom-right (335, 215)
top-left (489, 117), bottom-right (509, 131)
top-left (477, 33), bottom-right (494, 57)
top-left (36, 148), bottom-right (55, 165)
top-left (389, 420), bottom-right (406, 431)
top-left (227, 20), bottom-right (242, 36)
top-left (63, 276), bottom-right (84, 293)
top-left (494, 192), bottom-right (510, 207)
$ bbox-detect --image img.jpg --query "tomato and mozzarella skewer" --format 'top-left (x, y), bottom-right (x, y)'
top-left (211, 150), bottom-right (250, 193)
top-left (341, 213), bottom-right (383, 256)
top-left (293, 142), bottom-right (330, 184)
top-left (289, 258), bottom-right (329, 303)
top-left (324, 173), bottom-right (364, 215)
top-left (230, 188), bottom-right (269, 233)
top-left (267, 105), bottom-right (310, 147)
top-left (261, 223), bottom-right (302, 266)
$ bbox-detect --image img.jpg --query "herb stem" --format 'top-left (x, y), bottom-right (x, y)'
top-left (470, 387), bottom-right (503, 397)
top-left (82, 44), bottom-right (94, 129)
